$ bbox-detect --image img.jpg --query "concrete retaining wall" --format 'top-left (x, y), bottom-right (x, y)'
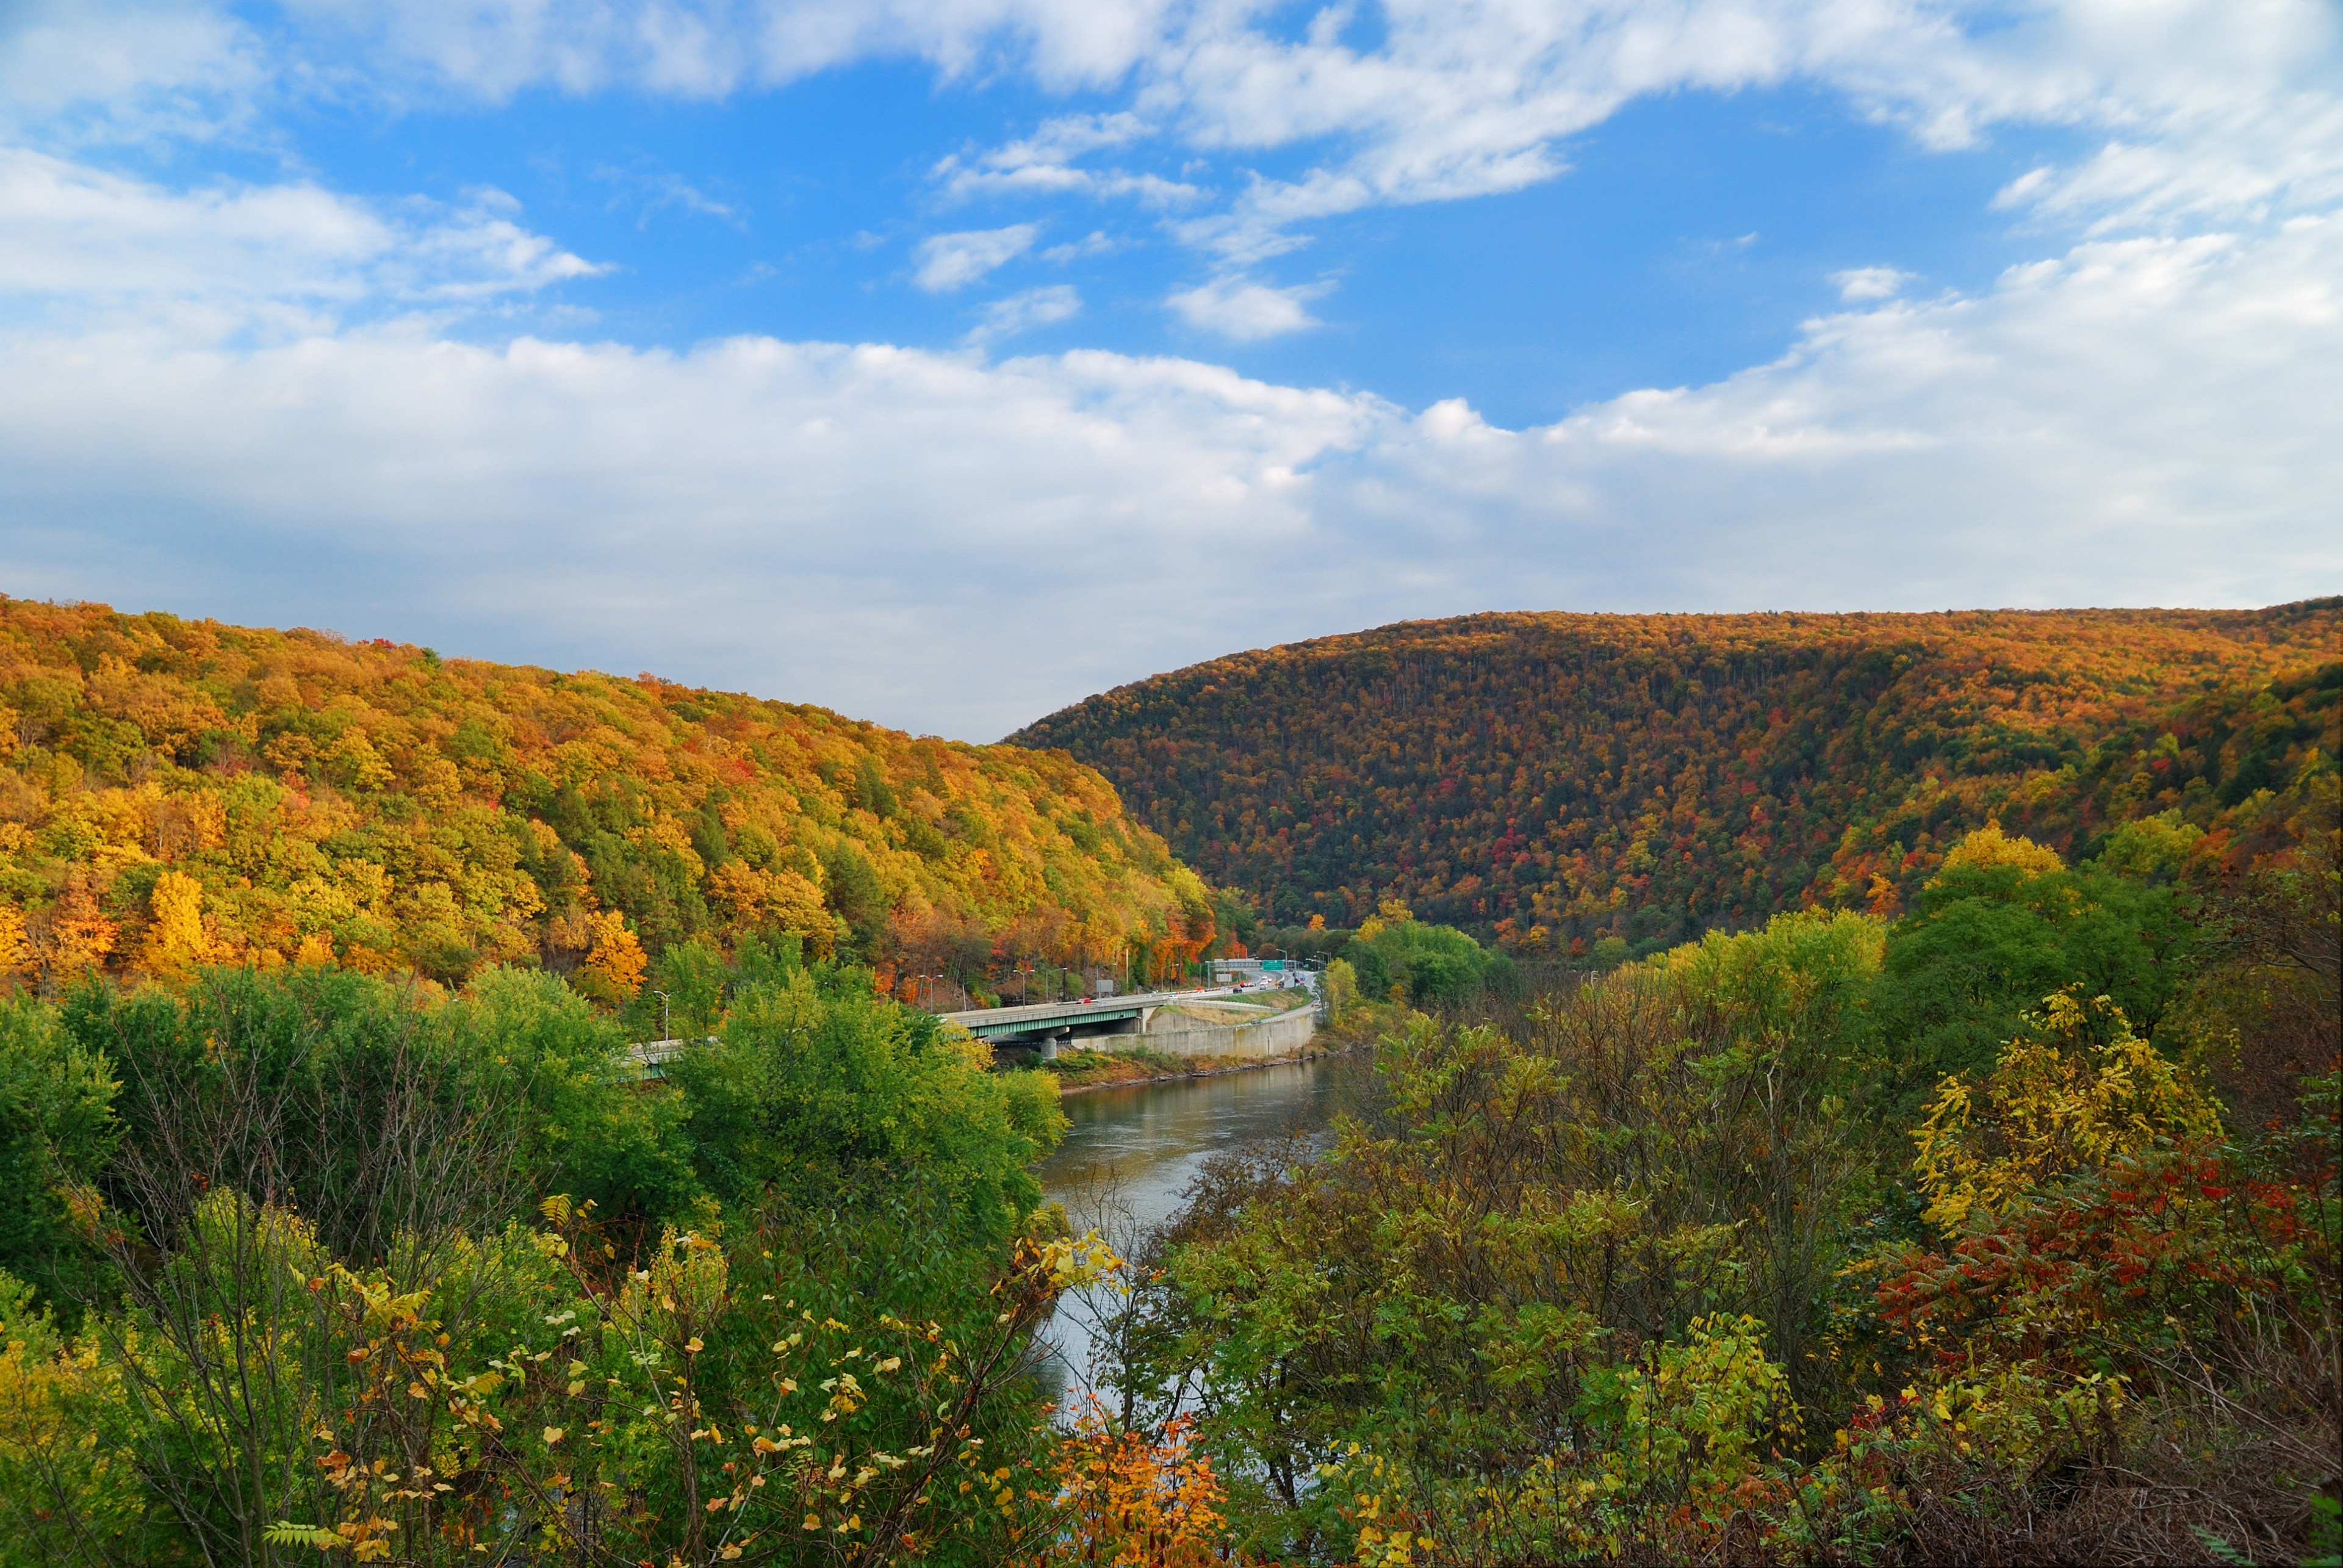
top-left (1130, 1005), bottom-right (1316, 1060)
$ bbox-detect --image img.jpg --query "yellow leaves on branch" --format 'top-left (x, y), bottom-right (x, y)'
top-left (1037, 1232), bottom-right (1125, 1295)
top-left (1913, 987), bottom-right (2225, 1231)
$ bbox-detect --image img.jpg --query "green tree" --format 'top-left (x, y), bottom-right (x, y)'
top-left (663, 971), bottom-right (1064, 1245)
top-left (1874, 849), bottom-right (2198, 1107)
top-left (1339, 900), bottom-right (1511, 1007)
top-left (0, 999), bottom-right (118, 1313)
top-left (452, 966), bottom-right (703, 1232)
top-left (1121, 912), bottom-right (1882, 1557)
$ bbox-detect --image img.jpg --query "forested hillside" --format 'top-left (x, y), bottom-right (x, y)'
top-left (1011, 603), bottom-right (2341, 955)
top-left (0, 599), bottom-right (1209, 1003)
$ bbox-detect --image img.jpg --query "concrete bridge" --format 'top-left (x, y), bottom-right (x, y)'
top-left (938, 992), bottom-right (1185, 1050)
top-left (626, 981), bottom-right (1318, 1075)
top-left (624, 993), bottom-right (1199, 1071)
top-left (942, 988), bottom-right (1319, 1061)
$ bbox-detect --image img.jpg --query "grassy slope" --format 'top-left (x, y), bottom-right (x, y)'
top-left (1009, 603), bottom-right (2342, 949)
top-left (0, 598), bottom-right (1206, 993)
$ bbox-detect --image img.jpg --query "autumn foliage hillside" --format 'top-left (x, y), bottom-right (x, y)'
top-left (1009, 603), bottom-right (2341, 954)
top-left (0, 599), bottom-right (1207, 1001)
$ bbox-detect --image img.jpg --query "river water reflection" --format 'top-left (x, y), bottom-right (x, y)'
top-left (1032, 1051), bottom-right (1370, 1403)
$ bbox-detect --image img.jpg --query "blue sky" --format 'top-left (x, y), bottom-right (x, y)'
top-left (262, 71), bottom-right (2074, 423)
top-left (0, 0), bottom-right (2336, 738)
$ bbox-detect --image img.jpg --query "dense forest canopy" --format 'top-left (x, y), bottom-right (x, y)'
top-left (0, 598), bottom-right (1213, 1007)
top-left (1010, 603), bottom-right (2341, 956)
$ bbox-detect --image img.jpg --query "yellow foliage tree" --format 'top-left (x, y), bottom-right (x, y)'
top-left (37, 880), bottom-right (117, 985)
top-left (1356, 896), bottom-right (1414, 941)
top-left (1936, 821), bottom-right (2065, 880)
top-left (0, 599), bottom-right (1200, 996)
top-left (1322, 956), bottom-right (1359, 1021)
top-left (577, 910), bottom-right (647, 1005)
top-left (1912, 987), bottom-right (2225, 1231)
top-left (0, 905), bottom-right (25, 982)
top-left (142, 869), bottom-right (212, 976)
top-left (703, 861), bottom-right (836, 957)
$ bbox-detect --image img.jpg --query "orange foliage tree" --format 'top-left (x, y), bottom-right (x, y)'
top-left (1021, 1400), bottom-right (1239, 1567)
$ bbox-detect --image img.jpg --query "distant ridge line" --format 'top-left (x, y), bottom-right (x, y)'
top-left (1007, 600), bottom-right (2341, 948)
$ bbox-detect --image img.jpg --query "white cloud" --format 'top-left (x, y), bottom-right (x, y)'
top-left (930, 0), bottom-right (2333, 265)
top-left (1039, 229), bottom-right (1114, 262)
top-left (0, 148), bottom-right (597, 320)
top-left (913, 223), bottom-right (1038, 291)
top-left (1172, 0), bottom-right (2336, 257)
top-left (935, 113), bottom-right (1202, 207)
top-left (267, 0), bottom-right (1167, 99)
top-left (1167, 275), bottom-right (1331, 339)
top-left (0, 323), bottom-right (1384, 737)
top-left (941, 160), bottom-right (1202, 207)
top-left (10, 1), bottom-right (2341, 270)
top-left (0, 0), bottom-right (265, 142)
top-left (594, 162), bottom-right (745, 229)
top-left (1990, 93), bottom-right (2343, 233)
top-left (966, 283), bottom-right (1081, 342)
top-left (4, 214), bottom-right (2329, 741)
top-left (0, 0), bottom-right (2336, 743)
top-left (1830, 267), bottom-right (1910, 301)
top-left (977, 112), bottom-right (1148, 169)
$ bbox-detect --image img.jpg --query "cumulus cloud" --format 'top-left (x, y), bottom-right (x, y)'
top-left (934, 110), bottom-right (1204, 207)
top-left (2, 214), bottom-right (2331, 739)
top-left (966, 283), bottom-right (1081, 342)
top-left (0, 0), bottom-right (265, 142)
top-left (18, 1), bottom-right (2338, 267)
top-left (913, 224), bottom-right (1038, 291)
top-left (1831, 267), bottom-right (1911, 301)
top-left (1167, 275), bottom-right (1331, 339)
top-left (0, 148), bottom-right (597, 319)
top-left (0, 325), bottom-right (1381, 736)
top-left (1, 0), bottom-right (2336, 742)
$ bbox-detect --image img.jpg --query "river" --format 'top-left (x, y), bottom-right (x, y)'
top-left (1031, 1051), bottom-right (1369, 1404)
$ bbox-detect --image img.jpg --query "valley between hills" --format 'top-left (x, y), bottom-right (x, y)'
top-left (0, 592), bottom-right (2333, 1566)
